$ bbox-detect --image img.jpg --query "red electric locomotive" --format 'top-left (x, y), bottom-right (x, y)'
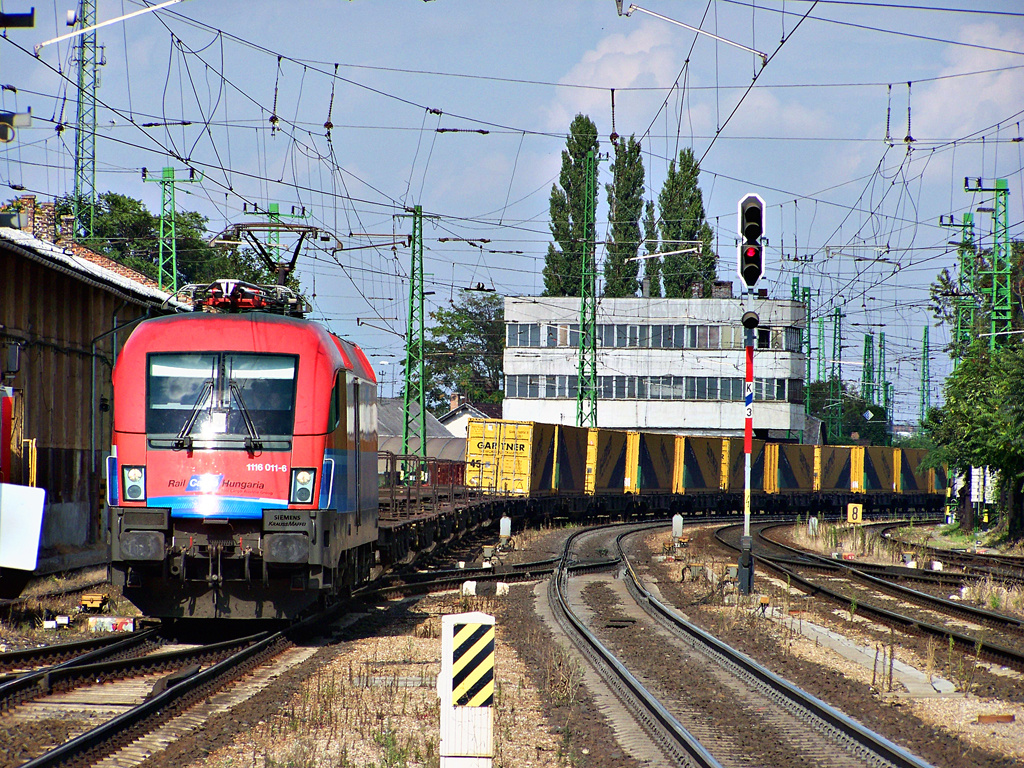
top-left (107, 281), bottom-right (378, 620)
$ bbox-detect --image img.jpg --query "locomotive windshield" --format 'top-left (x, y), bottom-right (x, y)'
top-left (146, 352), bottom-right (297, 449)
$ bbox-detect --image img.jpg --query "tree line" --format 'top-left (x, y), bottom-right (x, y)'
top-left (924, 239), bottom-right (1024, 536)
top-left (542, 113), bottom-right (717, 299)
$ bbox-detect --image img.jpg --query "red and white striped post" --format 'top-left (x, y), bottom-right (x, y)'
top-left (739, 310), bottom-right (759, 595)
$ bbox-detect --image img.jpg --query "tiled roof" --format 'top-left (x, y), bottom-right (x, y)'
top-left (0, 227), bottom-right (189, 310)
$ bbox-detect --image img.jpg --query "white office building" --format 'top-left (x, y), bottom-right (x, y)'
top-left (502, 294), bottom-right (807, 440)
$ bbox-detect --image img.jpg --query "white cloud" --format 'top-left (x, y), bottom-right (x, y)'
top-left (542, 21), bottom-right (681, 132)
top-left (912, 23), bottom-right (1024, 142)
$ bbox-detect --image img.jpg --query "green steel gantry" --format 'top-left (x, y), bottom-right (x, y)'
top-left (402, 205), bottom-right (426, 458)
top-left (144, 166), bottom-right (202, 292)
top-left (72, 0), bottom-right (102, 239)
top-left (939, 212), bottom-right (977, 361)
top-left (861, 333), bottom-right (875, 404)
top-left (966, 178), bottom-right (1011, 349)
top-left (791, 278), bottom-right (813, 417)
top-left (920, 325), bottom-right (931, 424)
top-left (576, 149), bottom-right (598, 428)
top-left (826, 306), bottom-right (844, 442)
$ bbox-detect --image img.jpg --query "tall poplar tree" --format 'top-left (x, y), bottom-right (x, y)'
top-left (603, 135), bottom-right (644, 297)
top-left (657, 148), bottom-right (717, 298)
top-left (542, 114), bottom-right (599, 297)
top-left (642, 200), bottom-right (662, 297)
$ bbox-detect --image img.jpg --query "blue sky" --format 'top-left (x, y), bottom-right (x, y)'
top-left (2, 1), bottom-right (1023, 418)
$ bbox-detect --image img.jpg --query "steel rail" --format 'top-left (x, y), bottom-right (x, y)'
top-left (0, 629), bottom-right (160, 709)
top-left (617, 528), bottom-right (935, 768)
top-left (714, 525), bottom-right (1024, 672)
top-left (19, 608), bottom-right (336, 768)
top-left (551, 523), bottom-right (725, 768)
top-left (880, 524), bottom-right (1024, 581)
top-left (758, 523), bottom-right (1024, 632)
top-left (0, 628), bottom-right (152, 672)
top-left (0, 632), bottom-right (269, 714)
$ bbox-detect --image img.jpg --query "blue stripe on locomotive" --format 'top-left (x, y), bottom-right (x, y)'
top-left (151, 495), bottom-right (287, 518)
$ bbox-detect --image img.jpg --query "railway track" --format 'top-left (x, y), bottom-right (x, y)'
top-left (549, 523), bottom-right (933, 768)
top-left (881, 524), bottom-right (1024, 582)
top-left (0, 632), bottom-right (159, 677)
top-left (716, 522), bottom-right (1024, 674)
top-left (2, 612), bottom-right (339, 767)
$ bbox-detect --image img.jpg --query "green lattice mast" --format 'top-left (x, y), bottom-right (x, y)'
top-left (939, 213), bottom-right (976, 362)
top-left (920, 325), bottom-right (931, 424)
top-left (402, 205), bottom-right (426, 457)
top-left (826, 306), bottom-right (844, 442)
top-left (144, 166), bottom-right (202, 292)
top-left (791, 278), bottom-right (813, 416)
top-left (72, 0), bottom-right (100, 238)
top-left (816, 317), bottom-right (826, 383)
top-left (861, 333), bottom-right (875, 404)
top-left (576, 149), bottom-right (598, 428)
top-left (966, 178), bottom-right (1011, 349)
top-left (878, 331), bottom-right (891, 438)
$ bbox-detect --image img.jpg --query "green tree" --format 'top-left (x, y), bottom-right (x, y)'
top-left (642, 200), bottom-right (662, 297)
top-left (807, 379), bottom-right (889, 445)
top-left (925, 340), bottom-right (1024, 536)
top-left (656, 148), bottom-right (716, 298)
top-left (418, 292), bottom-right (505, 416)
top-left (542, 114), bottom-right (599, 297)
top-left (603, 135), bottom-right (643, 298)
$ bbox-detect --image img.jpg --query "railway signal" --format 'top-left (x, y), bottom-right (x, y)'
top-left (738, 193), bottom-right (765, 289)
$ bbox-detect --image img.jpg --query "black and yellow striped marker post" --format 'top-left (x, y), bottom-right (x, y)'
top-left (440, 611), bottom-right (494, 765)
top-left (452, 621), bottom-right (494, 706)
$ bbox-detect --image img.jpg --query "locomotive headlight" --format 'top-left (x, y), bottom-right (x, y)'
top-left (290, 468), bottom-right (316, 504)
top-left (122, 466), bottom-right (146, 501)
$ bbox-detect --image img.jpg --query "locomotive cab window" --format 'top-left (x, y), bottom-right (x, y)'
top-left (147, 352), bottom-right (298, 448)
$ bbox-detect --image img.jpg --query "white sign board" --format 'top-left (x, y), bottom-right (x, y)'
top-left (0, 483), bottom-right (46, 571)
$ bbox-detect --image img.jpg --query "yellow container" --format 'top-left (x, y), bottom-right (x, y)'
top-left (587, 427), bottom-right (630, 495)
top-left (465, 419), bottom-right (557, 495)
top-left (677, 436), bottom-right (726, 494)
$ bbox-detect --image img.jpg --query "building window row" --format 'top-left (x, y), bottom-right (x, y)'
top-left (507, 322), bottom-right (801, 352)
top-left (505, 374), bottom-right (804, 404)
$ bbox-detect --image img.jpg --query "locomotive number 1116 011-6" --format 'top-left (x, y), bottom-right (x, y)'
top-left (246, 463), bottom-right (289, 472)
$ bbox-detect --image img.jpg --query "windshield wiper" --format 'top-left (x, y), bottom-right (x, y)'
top-left (174, 380), bottom-right (213, 451)
top-left (229, 381), bottom-right (263, 453)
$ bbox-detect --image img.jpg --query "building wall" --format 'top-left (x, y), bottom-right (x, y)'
top-left (503, 296), bottom-right (806, 438)
top-left (0, 247), bottom-right (154, 549)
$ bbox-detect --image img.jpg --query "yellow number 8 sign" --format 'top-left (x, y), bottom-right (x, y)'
top-left (847, 503), bottom-right (864, 524)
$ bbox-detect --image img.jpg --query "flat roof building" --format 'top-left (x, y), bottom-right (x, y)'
top-left (502, 295), bottom-right (807, 441)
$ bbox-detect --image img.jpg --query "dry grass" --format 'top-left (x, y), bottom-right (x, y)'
top-left (961, 575), bottom-right (1024, 620)
top-left (193, 594), bottom-right (565, 768)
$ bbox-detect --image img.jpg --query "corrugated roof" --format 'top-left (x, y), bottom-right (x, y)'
top-left (377, 397), bottom-right (454, 438)
top-left (0, 227), bottom-right (189, 310)
top-left (378, 436), bottom-right (466, 461)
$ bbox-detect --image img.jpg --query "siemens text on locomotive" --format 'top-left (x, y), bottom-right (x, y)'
top-left (107, 281), bottom-right (378, 619)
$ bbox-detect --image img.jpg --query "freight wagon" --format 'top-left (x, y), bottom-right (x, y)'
top-left (465, 418), bottom-right (945, 518)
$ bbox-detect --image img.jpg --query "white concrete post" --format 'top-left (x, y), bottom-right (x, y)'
top-left (439, 611), bottom-right (494, 768)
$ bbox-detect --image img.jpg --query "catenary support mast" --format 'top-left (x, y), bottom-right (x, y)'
top-left (403, 205), bottom-right (426, 458)
top-left (576, 149), bottom-right (598, 428)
